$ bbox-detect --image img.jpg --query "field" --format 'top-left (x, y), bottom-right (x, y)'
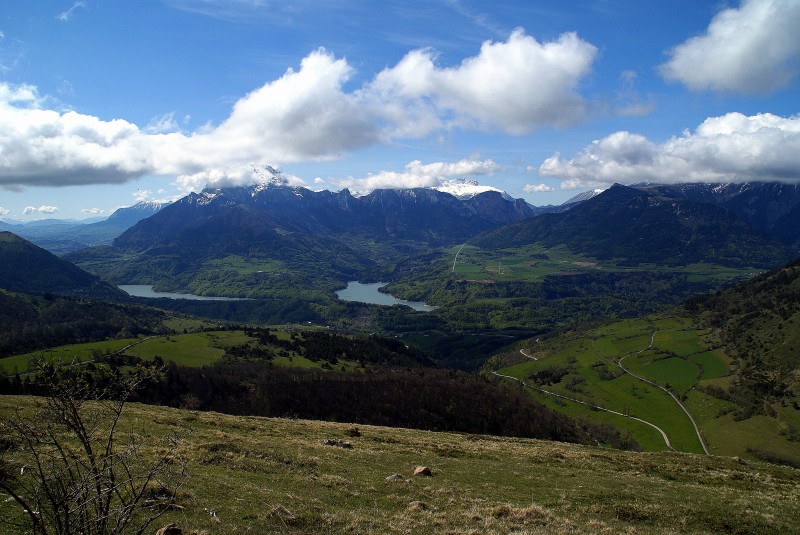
top-left (0, 329), bottom-right (368, 375)
top-left (450, 244), bottom-right (758, 284)
top-left (451, 244), bottom-right (609, 281)
top-left (202, 255), bottom-right (284, 275)
top-left (493, 314), bottom-right (800, 464)
top-left (0, 338), bottom-right (137, 373)
top-left (1, 396), bottom-right (797, 534)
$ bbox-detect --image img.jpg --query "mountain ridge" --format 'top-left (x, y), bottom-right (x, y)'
top-left (0, 231), bottom-right (125, 299)
top-left (472, 183), bottom-right (792, 268)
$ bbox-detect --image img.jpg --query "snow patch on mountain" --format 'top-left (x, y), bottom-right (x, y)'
top-left (562, 189), bottom-right (605, 205)
top-left (433, 179), bottom-right (513, 200)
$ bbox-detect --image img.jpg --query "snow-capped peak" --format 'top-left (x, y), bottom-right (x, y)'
top-left (562, 188), bottom-right (605, 205)
top-left (130, 200), bottom-right (163, 210)
top-left (433, 179), bottom-right (513, 200)
top-left (250, 164), bottom-right (289, 195)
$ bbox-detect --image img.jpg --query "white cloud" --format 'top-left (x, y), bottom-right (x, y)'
top-left (333, 159), bottom-right (502, 192)
top-left (0, 207), bottom-right (9, 217)
top-left (145, 112), bottom-right (181, 134)
top-left (613, 70), bottom-right (653, 117)
top-left (23, 205), bottom-right (59, 215)
top-left (524, 183), bottom-right (554, 193)
top-left (0, 30), bottom-right (598, 192)
top-left (131, 188), bottom-right (182, 205)
top-left (133, 189), bottom-right (151, 202)
top-left (539, 112), bottom-right (800, 187)
top-left (58, 2), bottom-right (87, 22)
top-left (368, 29), bottom-right (597, 135)
top-left (660, 0), bottom-right (800, 94)
top-left (81, 207), bottom-right (105, 215)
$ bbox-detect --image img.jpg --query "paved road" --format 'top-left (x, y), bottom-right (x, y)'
top-left (519, 348), bottom-right (537, 360)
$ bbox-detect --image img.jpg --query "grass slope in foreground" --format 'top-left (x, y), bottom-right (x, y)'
top-left (1, 396), bottom-right (797, 534)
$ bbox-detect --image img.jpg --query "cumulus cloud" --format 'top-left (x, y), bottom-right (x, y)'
top-left (0, 30), bottom-right (597, 192)
top-left (539, 112), bottom-right (800, 187)
top-left (333, 159), bottom-right (502, 192)
top-left (660, 0), bottom-right (800, 94)
top-left (81, 207), bottom-right (105, 215)
top-left (0, 207), bottom-right (9, 217)
top-left (23, 205), bottom-right (59, 215)
top-left (368, 29), bottom-right (597, 135)
top-left (523, 183), bottom-right (554, 193)
top-left (0, 49), bottom-right (373, 190)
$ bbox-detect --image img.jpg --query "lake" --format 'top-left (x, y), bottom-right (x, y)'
top-left (335, 281), bottom-right (435, 312)
top-left (118, 285), bottom-right (248, 301)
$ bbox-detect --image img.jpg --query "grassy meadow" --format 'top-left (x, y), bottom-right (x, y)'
top-left (0, 329), bottom-right (368, 375)
top-left (493, 314), bottom-right (800, 464)
top-left (449, 244), bottom-right (759, 284)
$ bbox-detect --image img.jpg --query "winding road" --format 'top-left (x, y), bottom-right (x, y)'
top-left (495, 328), bottom-right (711, 454)
top-left (491, 371), bottom-right (674, 450)
top-left (613, 331), bottom-right (709, 455)
top-left (452, 243), bottom-right (466, 272)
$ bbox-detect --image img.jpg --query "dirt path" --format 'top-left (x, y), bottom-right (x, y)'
top-left (519, 348), bottom-right (537, 360)
top-left (491, 372), bottom-right (673, 450)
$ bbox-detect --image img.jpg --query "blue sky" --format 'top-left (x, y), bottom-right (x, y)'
top-left (1, 0), bottom-right (799, 220)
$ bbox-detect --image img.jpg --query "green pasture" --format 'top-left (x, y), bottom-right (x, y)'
top-left (202, 255), bottom-right (284, 274)
top-left (530, 387), bottom-right (671, 451)
top-left (498, 335), bottom-right (705, 453)
top-left (0, 338), bottom-right (137, 373)
top-left (125, 331), bottom-right (255, 367)
top-left (495, 312), bottom-right (800, 462)
top-left (626, 354), bottom-right (699, 394)
top-left (652, 328), bottom-right (706, 357)
top-left (688, 350), bottom-right (729, 380)
top-left (162, 317), bottom-right (219, 333)
top-left (450, 243), bottom-right (757, 285)
top-left (453, 244), bottom-right (609, 282)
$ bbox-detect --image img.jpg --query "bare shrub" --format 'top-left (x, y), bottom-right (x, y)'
top-left (0, 363), bottom-right (186, 535)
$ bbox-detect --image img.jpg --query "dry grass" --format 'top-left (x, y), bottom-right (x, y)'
top-left (1, 396), bottom-right (798, 534)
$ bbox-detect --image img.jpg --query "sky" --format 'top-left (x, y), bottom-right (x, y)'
top-left (0, 0), bottom-right (799, 220)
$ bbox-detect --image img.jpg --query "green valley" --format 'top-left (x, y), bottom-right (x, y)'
top-left (489, 311), bottom-right (800, 465)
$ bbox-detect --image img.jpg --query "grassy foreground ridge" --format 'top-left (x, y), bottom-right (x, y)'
top-left (2, 396), bottom-right (797, 534)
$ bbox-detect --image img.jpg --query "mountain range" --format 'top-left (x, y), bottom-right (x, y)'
top-left (0, 201), bottom-right (167, 254)
top-left (116, 184), bottom-right (534, 245)
top-left (55, 181), bottom-right (799, 302)
top-left (472, 183), bottom-right (794, 268)
top-left (64, 185), bottom-right (538, 296)
top-left (635, 182), bottom-right (800, 248)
